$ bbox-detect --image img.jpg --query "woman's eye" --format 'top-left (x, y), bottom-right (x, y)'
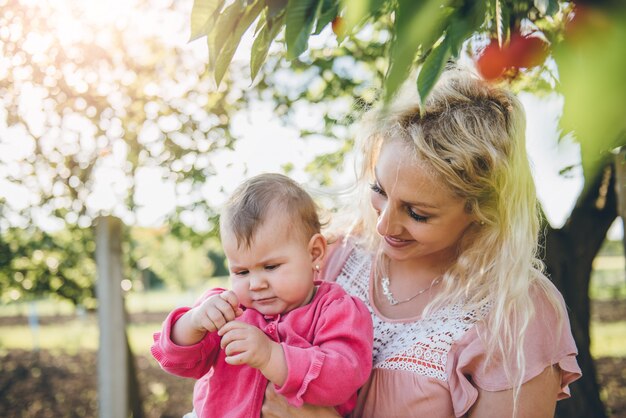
top-left (265, 264), bottom-right (279, 271)
top-left (370, 182), bottom-right (386, 196)
top-left (407, 208), bottom-right (429, 222)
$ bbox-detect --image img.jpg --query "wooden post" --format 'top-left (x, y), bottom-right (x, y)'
top-left (96, 216), bottom-right (128, 418)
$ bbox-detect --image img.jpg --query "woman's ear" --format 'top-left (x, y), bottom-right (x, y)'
top-left (308, 233), bottom-right (327, 270)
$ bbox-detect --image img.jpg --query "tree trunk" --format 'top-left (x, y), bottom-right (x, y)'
top-left (543, 164), bottom-right (616, 418)
top-left (614, 147), bottom-right (626, 272)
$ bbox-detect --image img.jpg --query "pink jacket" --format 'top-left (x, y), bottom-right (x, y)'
top-left (151, 280), bottom-right (373, 418)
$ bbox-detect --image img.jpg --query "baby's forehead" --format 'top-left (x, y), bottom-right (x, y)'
top-left (254, 212), bottom-right (305, 241)
top-left (225, 213), bottom-right (303, 248)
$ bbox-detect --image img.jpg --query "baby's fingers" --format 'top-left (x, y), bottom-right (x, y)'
top-left (219, 290), bottom-right (241, 313)
top-left (197, 315), bottom-right (219, 333)
top-left (218, 324), bottom-right (248, 349)
top-left (205, 308), bottom-right (227, 331)
top-left (211, 295), bottom-right (239, 324)
top-left (223, 339), bottom-right (247, 358)
top-left (224, 350), bottom-right (249, 366)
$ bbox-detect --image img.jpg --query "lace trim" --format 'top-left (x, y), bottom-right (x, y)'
top-left (335, 247), bottom-right (490, 381)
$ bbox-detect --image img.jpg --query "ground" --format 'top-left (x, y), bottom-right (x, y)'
top-left (1, 301), bottom-right (625, 417)
top-left (0, 348), bottom-right (194, 417)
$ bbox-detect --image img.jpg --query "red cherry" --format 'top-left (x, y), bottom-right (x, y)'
top-left (508, 34), bottom-right (549, 68)
top-left (476, 39), bottom-right (508, 80)
top-left (476, 33), bottom-right (549, 81)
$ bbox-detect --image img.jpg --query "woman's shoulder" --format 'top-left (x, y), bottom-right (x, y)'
top-left (320, 235), bottom-right (370, 281)
top-left (528, 275), bottom-right (569, 320)
top-left (446, 277), bottom-right (580, 407)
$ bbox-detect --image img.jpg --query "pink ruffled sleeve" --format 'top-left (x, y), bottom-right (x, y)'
top-left (150, 288), bottom-right (226, 379)
top-left (319, 237), bottom-right (354, 283)
top-left (448, 281), bottom-right (582, 417)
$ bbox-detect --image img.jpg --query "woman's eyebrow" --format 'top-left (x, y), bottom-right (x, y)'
top-left (405, 199), bottom-right (439, 209)
top-left (374, 170), bottom-right (440, 210)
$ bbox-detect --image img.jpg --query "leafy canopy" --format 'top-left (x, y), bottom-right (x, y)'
top-left (192, 0), bottom-right (626, 185)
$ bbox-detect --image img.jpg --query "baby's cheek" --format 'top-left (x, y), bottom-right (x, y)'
top-left (230, 283), bottom-right (251, 308)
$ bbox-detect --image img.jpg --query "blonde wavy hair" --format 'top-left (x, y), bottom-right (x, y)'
top-left (337, 67), bottom-right (564, 412)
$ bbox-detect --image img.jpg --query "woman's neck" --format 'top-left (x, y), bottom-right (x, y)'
top-left (388, 251), bottom-right (454, 288)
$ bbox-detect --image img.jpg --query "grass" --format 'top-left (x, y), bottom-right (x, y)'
top-left (0, 277), bottom-right (229, 317)
top-left (591, 321), bottom-right (626, 357)
top-left (590, 256), bottom-right (626, 300)
top-left (0, 317), bottom-right (158, 355)
top-left (0, 297), bottom-right (77, 317)
top-left (0, 268), bottom-right (624, 358)
top-left (0, 279), bottom-right (230, 356)
top-left (1, 310), bottom-right (625, 359)
top-left (1, 316), bottom-right (624, 358)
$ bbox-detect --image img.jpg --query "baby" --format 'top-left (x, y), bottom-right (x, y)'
top-left (152, 173), bottom-right (373, 417)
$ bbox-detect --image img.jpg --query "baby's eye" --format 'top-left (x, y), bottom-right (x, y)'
top-left (265, 264), bottom-right (279, 271)
top-left (233, 270), bottom-right (249, 276)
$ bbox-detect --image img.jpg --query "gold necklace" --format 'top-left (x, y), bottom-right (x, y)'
top-left (380, 275), bottom-right (442, 306)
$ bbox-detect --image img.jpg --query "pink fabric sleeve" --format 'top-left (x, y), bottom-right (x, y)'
top-left (275, 292), bottom-right (374, 414)
top-left (448, 282), bottom-right (582, 417)
top-left (150, 288), bottom-right (225, 379)
top-left (319, 237), bottom-right (354, 283)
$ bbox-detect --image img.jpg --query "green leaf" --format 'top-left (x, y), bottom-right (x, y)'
top-left (417, 35), bottom-right (450, 104)
top-left (385, 0), bottom-right (453, 101)
top-left (446, 19), bottom-right (469, 57)
top-left (207, 26), bottom-right (218, 69)
top-left (214, 0), bottom-right (265, 86)
top-left (253, 9), bottom-right (266, 36)
top-left (267, 0), bottom-right (288, 19)
top-left (212, 1), bottom-right (246, 65)
top-left (447, 2), bottom-right (486, 57)
top-left (285, 0), bottom-right (323, 60)
top-left (554, 18), bottom-right (626, 192)
top-left (314, 0), bottom-right (338, 35)
top-left (251, 13), bottom-right (285, 80)
top-left (190, 0), bottom-right (223, 42)
top-left (342, 0), bottom-right (385, 36)
top-left (534, 0), bottom-right (559, 16)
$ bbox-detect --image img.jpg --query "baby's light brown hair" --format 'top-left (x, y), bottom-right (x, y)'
top-left (220, 173), bottom-right (321, 249)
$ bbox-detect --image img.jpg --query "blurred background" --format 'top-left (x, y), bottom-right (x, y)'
top-left (1, 0), bottom-right (625, 417)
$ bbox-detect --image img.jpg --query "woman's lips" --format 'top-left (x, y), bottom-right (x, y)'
top-left (384, 235), bottom-right (413, 248)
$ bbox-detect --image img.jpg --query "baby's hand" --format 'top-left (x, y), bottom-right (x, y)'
top-left (189, 290), bottom-right (244, 333)
top-left (218, 321), bottom-right (274, 369)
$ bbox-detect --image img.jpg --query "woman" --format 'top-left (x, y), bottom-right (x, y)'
top-left (262, 67), bottom-right (581, 418)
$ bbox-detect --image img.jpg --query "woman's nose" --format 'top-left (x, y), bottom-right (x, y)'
top-left (376, 203), bottom-right (401, 236)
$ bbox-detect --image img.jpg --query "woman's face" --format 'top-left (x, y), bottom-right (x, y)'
top-left (370, 139), bottom-right (475, 265)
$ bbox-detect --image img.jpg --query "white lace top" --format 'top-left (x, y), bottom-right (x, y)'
top-left (321, 241), bottom-right (581, 418)
top-left (335, 247), bottom-right (489, 381)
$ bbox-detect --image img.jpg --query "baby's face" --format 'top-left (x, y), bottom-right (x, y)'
top-left (222, 216), bottom-right (316, 317)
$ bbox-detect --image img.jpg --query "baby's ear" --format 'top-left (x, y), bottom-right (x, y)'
top-left (308, 233), bottom-right (327, 268)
